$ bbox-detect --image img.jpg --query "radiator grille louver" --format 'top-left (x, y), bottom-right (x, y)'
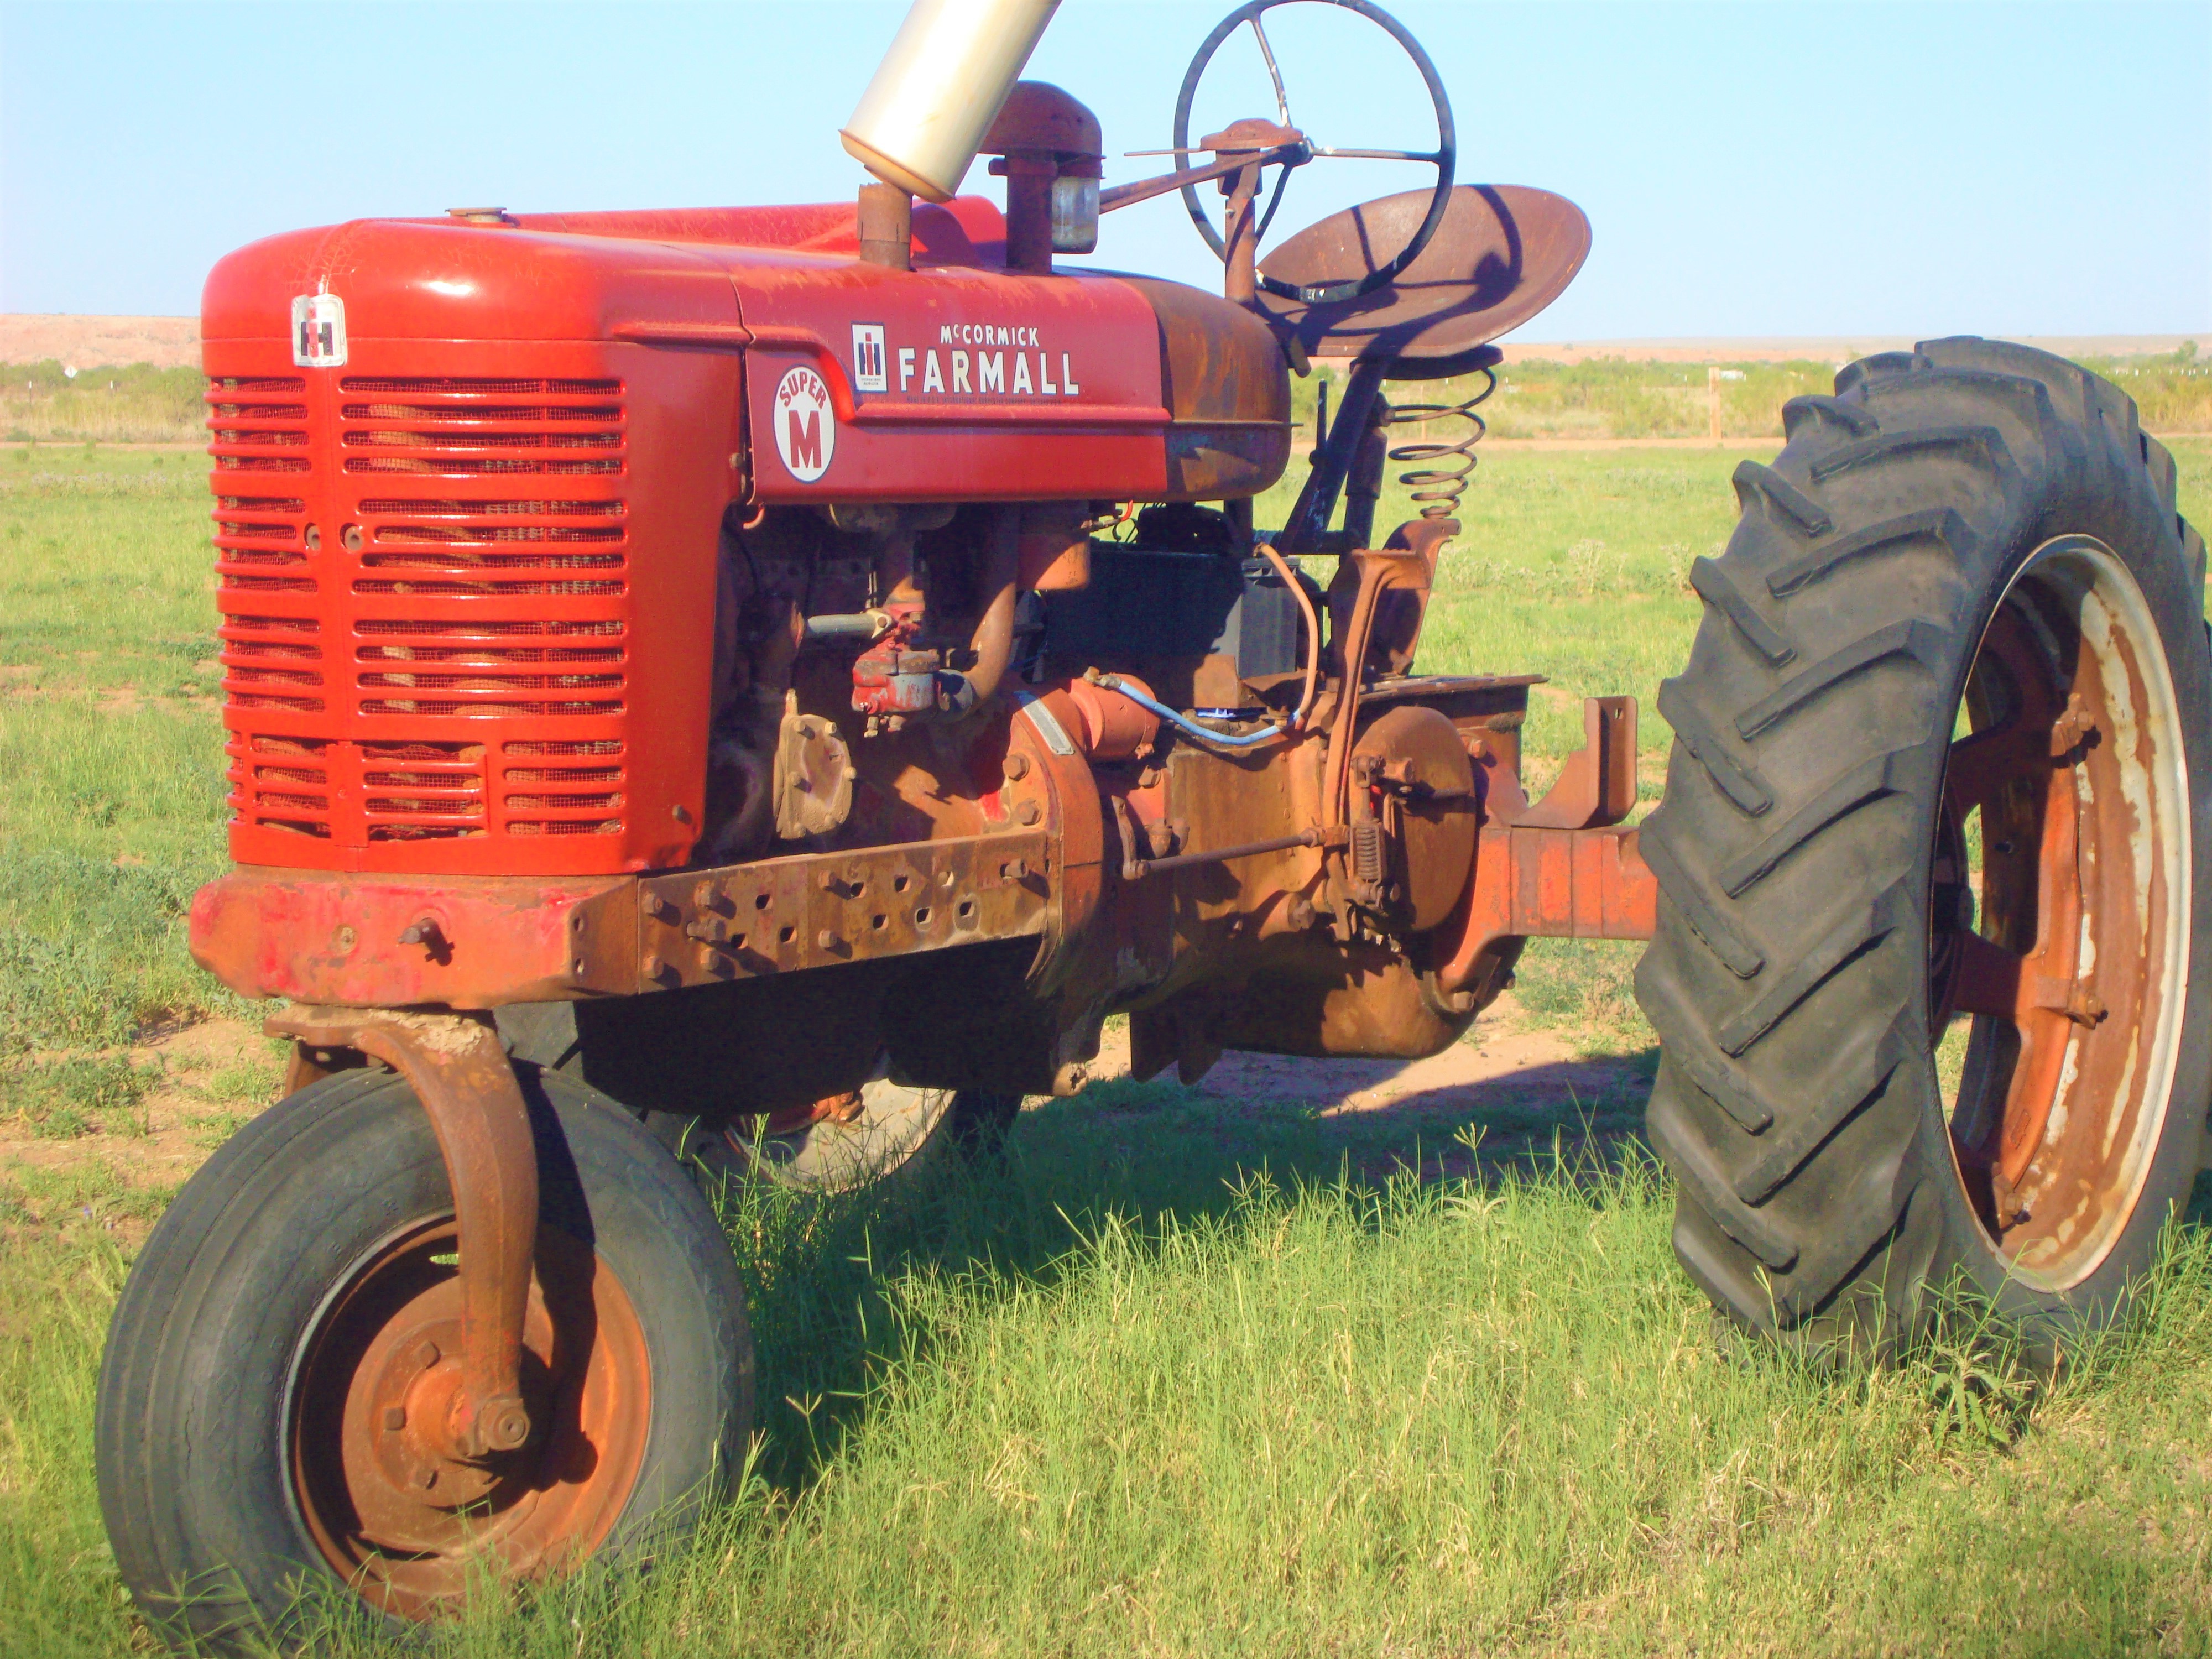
top-left (228, 733), bottom-right (333, 838)
top-left (210, 379), bottom-right (328, 834)
top-left (340, 377), bottom-right (628, 841)
top-left (361, 740), bottom-right (487, 841)
top-left (211, 359), bottom-right (646, 863)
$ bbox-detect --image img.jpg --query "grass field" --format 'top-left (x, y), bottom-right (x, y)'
top-left (4, 429), bottom-right (2212, 1655)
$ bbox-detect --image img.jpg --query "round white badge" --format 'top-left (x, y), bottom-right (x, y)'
top-left (772, 364), bottom-right (834, 482)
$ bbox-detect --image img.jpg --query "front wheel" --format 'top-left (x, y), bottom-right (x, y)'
top-left (95, 1065), bottom-right (752, 1650)
top-left (1637, 337), bottom-right (2211, 1357)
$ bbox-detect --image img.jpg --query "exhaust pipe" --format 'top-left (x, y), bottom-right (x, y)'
top-left (840, 0), bottom-right (1060, 204)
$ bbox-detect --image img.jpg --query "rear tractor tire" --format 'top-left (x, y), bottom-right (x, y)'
top-left (1637, 336), bottom-right (2211, 1357)
top-left (95, 1065), bottom-right (753, 1651)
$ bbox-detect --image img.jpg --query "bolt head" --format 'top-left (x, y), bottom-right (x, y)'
top-left (415, 1339), bottom-right (440, 1369)
top-left (413, 1467), bottom-right (438, 1490)
top-left (1004, 753), bottom-right (1031, 781)
top-left (382, 1405), bottom-right (407, 1431)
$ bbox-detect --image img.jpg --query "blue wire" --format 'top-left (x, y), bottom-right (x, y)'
top-left (1095, 676), bottom-right (1289, 750)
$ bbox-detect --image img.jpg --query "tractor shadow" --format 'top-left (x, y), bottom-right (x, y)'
top-left (721, 1042), bottom-right (1660, 1496)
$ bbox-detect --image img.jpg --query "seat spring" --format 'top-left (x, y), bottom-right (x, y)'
top-left (1386, 365), bottom-right (1498, 518)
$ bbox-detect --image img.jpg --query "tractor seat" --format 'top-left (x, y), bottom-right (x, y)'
top-left (1257, 185), bottom-right (1591, 379)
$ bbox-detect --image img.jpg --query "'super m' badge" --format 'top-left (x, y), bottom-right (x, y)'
top-left (290, 293), bottom-right (347, 368)
top-left (773, 364), bottom-right (834, 482)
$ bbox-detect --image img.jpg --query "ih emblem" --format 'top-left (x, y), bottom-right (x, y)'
top-left (773, 364), bottom-right (835, 482)
top-left (289, 293), bottom-right (347, 368)
top-left (851, 322), bottom-right (888, 393)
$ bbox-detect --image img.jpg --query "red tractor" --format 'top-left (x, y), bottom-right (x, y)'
top-left (96, 0), bottom-right (2210, 1645)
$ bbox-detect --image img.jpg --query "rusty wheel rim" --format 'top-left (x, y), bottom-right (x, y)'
top-left (288, 1219), bottom-right (651, 1621)
top-left (1932, 535), bottom-right (2192, 1290)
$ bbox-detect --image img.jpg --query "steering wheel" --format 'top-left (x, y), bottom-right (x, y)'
top-left (1173, 0), bottom-right (1456, 305)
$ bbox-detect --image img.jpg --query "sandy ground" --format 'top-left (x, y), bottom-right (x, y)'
top-left (1089, 990), bottom-right (1640, 1119)
top-left (1, 315), bottom-right (201, 369)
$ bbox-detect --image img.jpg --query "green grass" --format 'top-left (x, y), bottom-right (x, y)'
top-left (0, 448), bottom-right (236, 1061)
top-left (9, 1136), bottom-right (2212, 1656)
top-left (5, 437), bottom-right (2212, 1655)
top-left (0, 361), bottom-right (205, 445)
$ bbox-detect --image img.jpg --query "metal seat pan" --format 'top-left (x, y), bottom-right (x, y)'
top-left (1257, 185), bottom-right (1591, 375)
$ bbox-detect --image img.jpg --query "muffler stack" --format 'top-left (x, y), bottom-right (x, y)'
top-left (840, 0), bottom-right (1060, 202)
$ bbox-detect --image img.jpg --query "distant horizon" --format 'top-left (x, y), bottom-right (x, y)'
top-left (3, 1), bottom-right (2206, 336)
top-left (1, 311), bottom-right (2198, 377)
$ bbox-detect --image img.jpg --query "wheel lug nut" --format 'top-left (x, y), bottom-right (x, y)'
top-left (415, 1339), bottom-right (440, 1369)
top-left (382, 1406), bottom-right (406, 1431)
top-left (413, 1467), bottom-right (437, 1490)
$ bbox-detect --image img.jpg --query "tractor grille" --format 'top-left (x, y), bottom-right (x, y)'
top-left (210, 379), bottom-right (327, 837)
top-left (213, 368), bottom-right (638, 859)
top-left (341, 376), bottom-right (628, 841)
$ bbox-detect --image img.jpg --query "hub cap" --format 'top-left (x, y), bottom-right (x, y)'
top-left (289, 1220), bottom-right (651, 1619)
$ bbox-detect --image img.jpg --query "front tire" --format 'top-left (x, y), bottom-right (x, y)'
top-left (1637, 337), bottom-right (2211, 1357)
top-left (95, 1064), bottom-right (752, 1650)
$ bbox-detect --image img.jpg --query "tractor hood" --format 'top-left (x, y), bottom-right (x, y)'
top-left (205, 200), bottom-right (1290, 505)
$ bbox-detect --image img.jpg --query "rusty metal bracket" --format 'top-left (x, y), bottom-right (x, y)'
top-left (1501, 696), bottom-right (1637, 830)
top-left (635, 830), bottom-right (1053, 992)
top-left (267, 1005), bottom-right (538, 1461)
top-left (1431, 823), bottom-right (1658, 999)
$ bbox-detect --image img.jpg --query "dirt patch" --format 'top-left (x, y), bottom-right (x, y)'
top-left (0, 314), bottom-right (200, 370)
top-left (0, 1016), bottom-right (279, 1197)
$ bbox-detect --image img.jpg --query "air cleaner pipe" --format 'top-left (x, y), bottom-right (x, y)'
top-left (841, 0), bottom-right (1061, 204)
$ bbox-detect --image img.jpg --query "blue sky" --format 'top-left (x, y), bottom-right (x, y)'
top-left (3, 0), bottom-right (2207, 338)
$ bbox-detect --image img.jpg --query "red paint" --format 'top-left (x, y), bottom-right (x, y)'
top-left (190, 868), bottom-right (627, 1006)
top-left (201, 196), bottom-right (1177, 877)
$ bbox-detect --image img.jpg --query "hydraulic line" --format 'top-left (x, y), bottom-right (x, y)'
top-left (1254, 540), bottom-right (1321, 731)
top-left (1088, 671), bottom-right (1287, 750)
